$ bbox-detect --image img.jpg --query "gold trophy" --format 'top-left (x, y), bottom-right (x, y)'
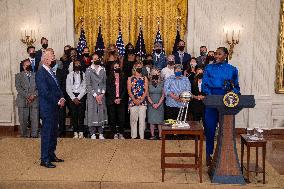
top-left (173, 91), bottom-right (192, 128)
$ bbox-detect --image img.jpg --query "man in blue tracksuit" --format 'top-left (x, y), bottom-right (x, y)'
top-left (201, 47), bottom-right (240, 166)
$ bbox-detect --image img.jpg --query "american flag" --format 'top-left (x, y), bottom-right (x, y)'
top-left (135, 27), bottom-right (146, 60)
top-left (76, 28), bottom-right (88, 57)
top-left (153, 30), bottom-right (165, 54)
top-left (94, 25), bottom-right (105, 58)
top-left (172, 30), bottom-right (181, 54)
top-left (116, 30), bottom-right (125, 57)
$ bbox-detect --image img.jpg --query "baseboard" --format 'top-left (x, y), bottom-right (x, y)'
top-left (0, 125), bottom-right (17, 136)
top-left (1, 125), bottom-right (284, 138)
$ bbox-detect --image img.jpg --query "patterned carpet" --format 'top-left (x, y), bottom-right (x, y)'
top-left (0, 138), bottom-right (283, 189)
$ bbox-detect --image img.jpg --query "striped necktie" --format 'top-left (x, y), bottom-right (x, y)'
top-left (49, 70), bottom-right (59, 87)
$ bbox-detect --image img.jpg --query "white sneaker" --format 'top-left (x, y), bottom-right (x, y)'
top-left (99, 134), bottom-right (105, 139)
top-left (91, 134), bottom-right (96, 139)
top-left (119, 134), bottom-right (125, 139)
top-left (78, 132), bottom-right (84, 139)
top-left (114, 134), bottom-right (119, 139)
top-left (73, 132), bottom-right (79, 139)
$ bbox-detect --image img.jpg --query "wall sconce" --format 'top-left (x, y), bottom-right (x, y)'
top-left (225, 29), bottom-right (240, 60)
top-left (21, 28), bottom-right (36, 46)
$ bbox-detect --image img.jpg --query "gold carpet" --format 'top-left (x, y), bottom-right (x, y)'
top-left (0, 138), bottom-right (283, 189)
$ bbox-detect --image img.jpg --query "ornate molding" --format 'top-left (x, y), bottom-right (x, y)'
top-left (276, 0), bottom-right (284, 93)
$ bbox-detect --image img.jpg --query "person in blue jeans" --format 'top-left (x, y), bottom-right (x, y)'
top-left (202, 47), bottom-right (240, 166)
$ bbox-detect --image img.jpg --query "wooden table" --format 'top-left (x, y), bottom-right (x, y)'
top-left (161, 121), bottom-right (204, 183)
top-left (240, 134), bottom-right (267, 184)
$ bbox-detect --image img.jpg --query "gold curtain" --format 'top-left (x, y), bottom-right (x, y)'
top-left (74, 0), bottom-right (187, 54)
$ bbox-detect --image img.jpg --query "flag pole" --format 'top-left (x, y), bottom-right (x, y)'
top-left (139, 16), bottom-right (143, 61)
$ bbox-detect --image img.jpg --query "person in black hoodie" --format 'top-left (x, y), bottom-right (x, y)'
top-left (106, 62), bottom-right (127, 139)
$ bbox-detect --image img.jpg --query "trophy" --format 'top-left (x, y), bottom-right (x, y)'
top-left (173, 91), bottom-right (192, 128)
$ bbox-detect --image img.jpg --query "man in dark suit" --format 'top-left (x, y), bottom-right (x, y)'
top-left (173, 40), bottom-right (191, 72)
top-left (36, 48), bottom-right (65, 168)
top-left (20, 46), bottom-right (39, 72)
top-left (35, 37), bottom-right (49, 67)
top-left (196, 46), bottom-right (207, 66)
top-left (152, 42), bottom-right (167, 70)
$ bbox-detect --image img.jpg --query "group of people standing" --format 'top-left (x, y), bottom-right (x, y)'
top-left (15, 36), bottom-right (240, 167)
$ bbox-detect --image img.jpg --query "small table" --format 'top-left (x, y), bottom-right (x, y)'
top-left (161, 121), bottom-right (204, 183)
top-left (240, 134), bottom-right (267, 184)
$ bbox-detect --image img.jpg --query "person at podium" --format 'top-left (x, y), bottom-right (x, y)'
top-left (202, 47), bottom-right (240, 166)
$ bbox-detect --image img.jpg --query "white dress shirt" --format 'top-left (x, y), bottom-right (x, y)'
top-left (178, 51), bottom-right (184, 63)
top-left (29, 57), bottom-right (36, 67)
top-left (161, 66), bottom-right (175, 80)
top-left (155, 53), bottom-right (161, 61)
top-left (66, 71), bottom-right (86, 100)
top-left (198, 80), bottom-right (202, 92)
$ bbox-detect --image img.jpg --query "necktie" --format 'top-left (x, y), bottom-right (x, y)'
top-left (49, 70), bottom-right (59, 87)
top-left (201, 56), bottom-right (206, 64)
top-left (31, 59), bottom-right (35, 71)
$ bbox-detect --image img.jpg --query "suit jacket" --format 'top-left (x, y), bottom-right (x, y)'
top-left (196, 55), bottom-right (206, 66)
top-left (36, 66), bottom-right (64, 117)
top-left (15, 72), bottom-right (38, 108)
top-left (35, 49), bottom-right (43, 64)
top-left (55, 68), bottom-right (67, 94)
top-left (19, 57), bottom-right (40, 72)
top-left (105, 74), bottom-right (127, 105)
top-left (153, 53), bottom-right (167, 70)
top-left (174, 52), bottom-right (191, 72)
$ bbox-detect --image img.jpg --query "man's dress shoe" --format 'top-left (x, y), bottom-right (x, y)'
top-left (40, 161), bottom-right (56, 168)
top-left (50, 157), bottom-right (64, 162)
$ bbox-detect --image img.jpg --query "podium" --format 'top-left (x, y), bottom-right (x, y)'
top-left (203, 95), bottom-right (255, 184)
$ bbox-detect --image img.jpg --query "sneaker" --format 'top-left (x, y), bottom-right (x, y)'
top-left (119, 134), bottom-right (125, 139)
top-left (73, 132), bottom-right (79, 139)
top-left (78, 132), bottom-right (84, 139)
top-left (99, 134), bottom-right (105, 139)
top-left (91, 134), bottom-right (96, 139)
top-left (114, 134), bottom-right (119, 139)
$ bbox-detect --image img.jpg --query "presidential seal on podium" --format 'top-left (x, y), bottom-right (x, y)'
top-left (223, 91), bottom-right (239, 108)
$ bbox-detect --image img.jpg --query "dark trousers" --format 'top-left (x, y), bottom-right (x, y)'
top-left (192, 111), bottom-right (204, 122)
top-left (41, 113), bottom-right (58, 162)
top-left (107, 103), bottom-right (125, 134)
top-left (204, 88), bottom-right (225, 156)
top-left (204, 107), bottom-right (218, 156)
top-left (165, 105), bottom-right (180, 120)
top-left (70, 96), bottom-right (86, 132)
top-left (191, 100), bottom-right (205, 122)
top-left (58, 105), bottom-right (66, 137)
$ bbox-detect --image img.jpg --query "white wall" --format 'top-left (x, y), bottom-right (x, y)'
top-left (0, 0), bottom-right (74, 126)
top-left (186, 0), bottom-right (284, 129)
top-left (0, 0), bottom-right (283, 129)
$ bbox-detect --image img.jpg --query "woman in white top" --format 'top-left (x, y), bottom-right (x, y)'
top-left (66, 60), bottom-right (86, 139)
top-left (161, 55), bottom-right (175, 80)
